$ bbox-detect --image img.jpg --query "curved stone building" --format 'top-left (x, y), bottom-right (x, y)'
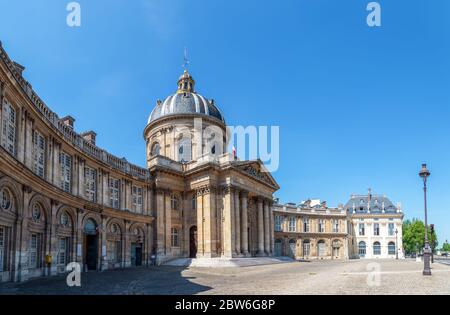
top-left (0, 43), bottom-right (279, 282)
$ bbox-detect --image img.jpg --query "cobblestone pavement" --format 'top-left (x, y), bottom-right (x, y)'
top-left (1, 259), bottom-right (449, 295)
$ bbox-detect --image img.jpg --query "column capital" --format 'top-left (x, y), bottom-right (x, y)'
top-left (221, 184), bottom-right (237, 195)
top-left (155, 187), bottom-right (170, 195)
top-left (196, 185), bottom-right (217, 196)
top-left (239, 190), bottom-right (249, 198)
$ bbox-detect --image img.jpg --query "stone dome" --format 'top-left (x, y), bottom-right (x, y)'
top-left (147, 70), bottom-right (225, 124)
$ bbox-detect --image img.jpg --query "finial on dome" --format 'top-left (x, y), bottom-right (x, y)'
top-left (177, 69), bottom-right (195, 93)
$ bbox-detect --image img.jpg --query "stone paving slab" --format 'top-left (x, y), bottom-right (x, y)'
top-left (165, 257), bottom-right (295, 267)
top-left (0, 259), bottom-right (449, 295)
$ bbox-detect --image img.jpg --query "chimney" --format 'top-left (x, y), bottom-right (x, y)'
top-left (60, 116), bottom-right (75, 129)
top-left (81, 131), bottom-right (97, 145)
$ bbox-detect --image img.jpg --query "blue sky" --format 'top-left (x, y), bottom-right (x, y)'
top-left (1, 0), bottom-right (449, 244)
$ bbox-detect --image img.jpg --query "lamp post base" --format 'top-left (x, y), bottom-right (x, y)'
top-left (423, 244), bottom-right (432, 276)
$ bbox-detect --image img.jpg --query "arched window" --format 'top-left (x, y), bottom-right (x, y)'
top-left (0, 188), bottom-right (12, 210)
top-left (60, 212), bottom-right (70, 227)
top-left (151, 143), bottom-right (160, 157)
top-left (171, 228), bottom-right (179, 247)
top-left (358, 241), bottom-right (366, 257)
top-left (32, 203), bottom-right (42, 222)
top-left (111, 223), bottom-right (120, 234)
top-left (388, 242), bottom-right (396, 255)
top-left (171, 195), bottom-right (179, 211)
top-left (84, 219), bottom-right (97, 235)
top-left (178, 137), bottom-right (192, 163)
top-left (373, 242), bottom-right (381, 255)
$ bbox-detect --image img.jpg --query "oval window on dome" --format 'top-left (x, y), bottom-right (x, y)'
top-left (60, 212), bottom-right (70, 227)
top-left (0, 188), bottom-right (12, 211)
top-left (32, 204), bottom-right (42, 221)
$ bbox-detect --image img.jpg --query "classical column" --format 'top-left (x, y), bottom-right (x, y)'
top-left (264, 200), bottom-right (271, 255)
top-left (75, 156), bottom-right (85, 198)
top-left (24, 113), bottom-right (33, 169)
top-left (240, 191), bottom-right (250, 257)
top-left (100, 215), bottom-right (108, 270)
top-left (257, 198), bottom-right (265, 256)
top-left (146, 223), bottom-right (153, 266)
top-left (124, 220), bottom-right (131, 267)
top-left (196, 189), bottom-right (204, 257)
top-left (197, 186), bottom-right (217, 258)
top-left (52, 140), bottom-right (61, 187)
top-left (75, 208), bottom-right (84, 267)
top-left (164, 190), bottom-right (172, 257)
top-left (222, 186), bottom-right (235, 258)
top-left (155, 189), bottom-right (166, 261)
top-left (270, 204), bottom-right (275, 255)
top-left (234, 189), bottom-right (241, 256)
top-left (49, 200), bottom-right (59, 276)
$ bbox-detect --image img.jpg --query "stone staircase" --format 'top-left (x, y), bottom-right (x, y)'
top-left (164, 256), bottom-right (295, 268)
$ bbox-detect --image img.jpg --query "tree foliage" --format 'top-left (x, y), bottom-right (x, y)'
top-left (442, 241), bottom-right (450, 252)
top-left (402, 219), bottom-right (438, 254)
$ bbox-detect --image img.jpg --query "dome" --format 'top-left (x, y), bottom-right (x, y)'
top-left (148, 70), bottom-right (225, 124)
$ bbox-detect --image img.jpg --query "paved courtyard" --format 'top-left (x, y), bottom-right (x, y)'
top-left (1, 259), bottom-right (449, 295)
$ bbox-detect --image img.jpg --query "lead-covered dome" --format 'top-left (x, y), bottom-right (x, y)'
top-left (148, 70), bottom-right (225, 124)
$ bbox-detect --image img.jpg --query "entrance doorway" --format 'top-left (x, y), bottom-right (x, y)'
top-left (189, 226), bottom-right (197, 258)
top-left (274, 239), bottom-right (282, 256)
top-left (83, 219), bottom-right (98, 271)
top-left (131, 243), bottom-right (143, 266)
top-left (85, 235), bottom-right (98, 271)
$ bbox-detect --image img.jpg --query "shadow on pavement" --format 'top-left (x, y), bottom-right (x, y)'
top-left (0, 266), bottom-right (212, 295)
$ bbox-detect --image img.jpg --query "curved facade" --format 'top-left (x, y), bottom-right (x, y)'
top-left (0, 43), bottom-right (280, 282)
top-left (0, 43), bottom-right (154, 282)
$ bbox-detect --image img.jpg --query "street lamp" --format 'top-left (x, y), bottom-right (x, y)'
top-left (395, 228), bottom-right (399, 260)
top-left (419, 163), bottom-right (432, 276)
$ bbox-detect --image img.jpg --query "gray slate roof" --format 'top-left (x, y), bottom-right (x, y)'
top-left (344, 194), bottom-right (398, 214)
top-left (148, 92), bottom-right (225, 124)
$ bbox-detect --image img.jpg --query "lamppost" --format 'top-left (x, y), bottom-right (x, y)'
top-left (419, 163), bottom-right (432, 276)
top-left (395, 228), bottom-right (399, 260)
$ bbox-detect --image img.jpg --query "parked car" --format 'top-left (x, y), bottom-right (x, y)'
top-left (442, 253), bottom-right (448, 257)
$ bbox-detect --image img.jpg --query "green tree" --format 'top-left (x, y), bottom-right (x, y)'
top-left (442, 241), bottom-right (450, 252)
top-left (402, 219), bottom-right (438, 255)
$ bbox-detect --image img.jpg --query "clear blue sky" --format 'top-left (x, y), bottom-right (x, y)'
top-left (1, 0), bottom-right (449, 244)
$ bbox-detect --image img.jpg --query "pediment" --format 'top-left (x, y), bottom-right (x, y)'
top-left (233, 160), bottom-right (279, 189)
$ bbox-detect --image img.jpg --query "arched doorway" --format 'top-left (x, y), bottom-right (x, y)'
top-left (317, 240), bottom-right (326, 258)
top-left (274, 239), bottom-right (282, 257)
top-left (189, 226), bottom-right (197, 258)
top-left (83, 219), bottom-right (98, 271)
top-left (288, 239), bottom-right (296, 258)
top-left (130, 227), bottom-right (144, 267)
top-left (303, 240), bottom-right (311, 258)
